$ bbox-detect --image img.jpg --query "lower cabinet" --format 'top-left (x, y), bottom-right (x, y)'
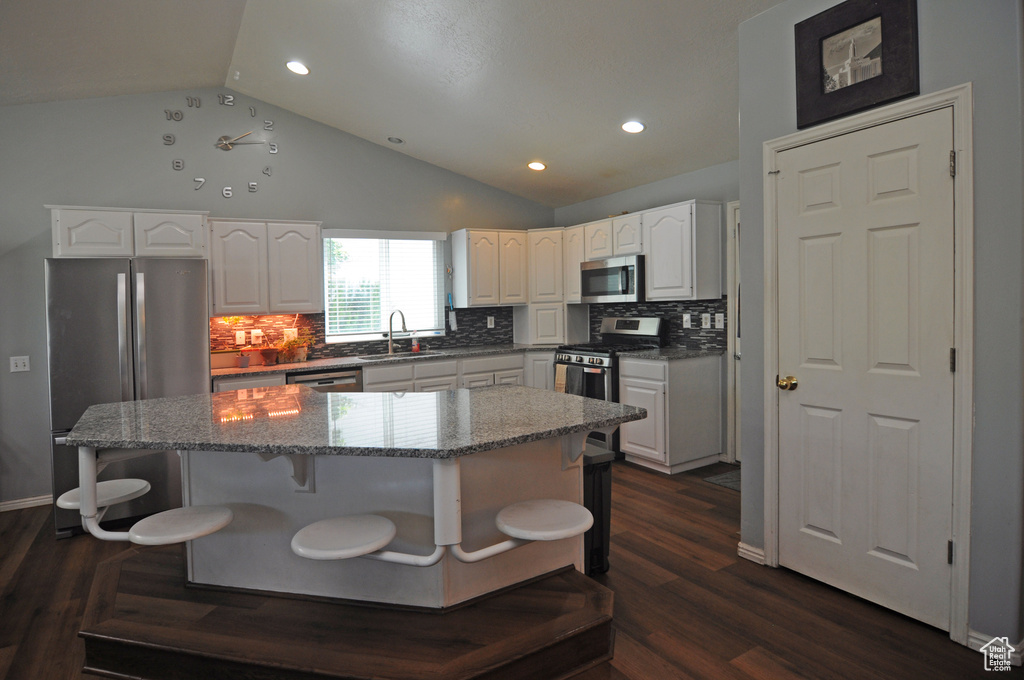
top-left (618, 355), bottom-right (722, 474)
top-left (458, 354), bottom-right (524, 389)
top-left (363, 360), bottom-right (460, 393)
top-left (213, 373), bottom-right (287, 392)
top-left (524, 352), bottom-right (555, 390)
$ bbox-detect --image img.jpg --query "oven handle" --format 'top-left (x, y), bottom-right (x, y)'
top-left (583, 367), bottom-right (607, 374)
top-left (620, 268), bottom-right (630, 294)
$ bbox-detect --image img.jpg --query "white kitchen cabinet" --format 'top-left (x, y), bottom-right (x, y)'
top-left (209, 218), bottom-right (322, 316)
top-left (213, 373), bottom-right (287, 392)
top-left (413, 360), bottom-right (459, 392)
top-left (267, 222), bottom-right (323, 313)
top-left (512, 303), bottom-right (589, 345)
top-left (618, 355), bottom-right (722, 475)
top-left (612, 214), bottom-right (643, 256)
top-left (499, 231), bottom-right (529, 305)
top-left (362, 363), bottom-right (415, 393)
top-left (527, 229), bottom-right (563, 303)
top-left (642, 200), bottom-right (721, 301)
top-left (49, 206), bottom-right (207, 258)
top-left (583, 220), bottom-right (614, 261)
top-left (562, 226), bottom-right (585, 303)
top-left (459, 354), bottom-right (524, 389)
top-left (451, 229), bottom-right (528, 307)
top-left (524, 352), bottom-right (555, 390)
top-left (364, 359), bottom-right (460, 393)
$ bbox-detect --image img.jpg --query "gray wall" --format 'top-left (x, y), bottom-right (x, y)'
top-left (738, 0), bottom-right (1024, 641)
top-left (553, 160), bottom-right (738, 226)
top-left (0, 88), bottom-right (553, 504)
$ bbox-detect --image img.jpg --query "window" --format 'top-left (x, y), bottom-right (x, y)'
top-left (323, 231), bottom-right (446, 343)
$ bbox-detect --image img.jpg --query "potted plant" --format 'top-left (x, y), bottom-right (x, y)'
top-left (278, 329), bottom-right (315, 363)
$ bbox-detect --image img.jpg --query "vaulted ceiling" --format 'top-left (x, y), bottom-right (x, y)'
top-left (0, 0), bottom-right (785, 207)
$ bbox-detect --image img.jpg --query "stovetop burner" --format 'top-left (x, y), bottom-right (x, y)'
top-left (555, 316), bottom-right (665, 366)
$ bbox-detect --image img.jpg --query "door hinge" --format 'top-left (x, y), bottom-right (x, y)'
top-left (948, 540), bottom-right (954, 564)
top-left (949, 150), bottom-right (956, 178)
top-left (950, 348), bottom-right (957, 372)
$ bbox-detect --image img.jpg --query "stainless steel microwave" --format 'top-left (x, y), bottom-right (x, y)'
top-left (580, 255), bottom-right (644, 303)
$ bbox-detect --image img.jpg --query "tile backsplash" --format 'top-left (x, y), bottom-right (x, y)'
top-left (210, 307), bottom-right (514, 360)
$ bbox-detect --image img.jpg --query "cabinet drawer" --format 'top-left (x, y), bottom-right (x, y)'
top-left (414, 359), bottom-right (458, 379)
top-left (460, 353), bottom-right (524, 374)
top-left (619, 358), bottom-right (666, 381)
top-left (362, 363), bottom-right (414, 385)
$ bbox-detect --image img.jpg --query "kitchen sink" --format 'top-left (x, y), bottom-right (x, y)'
top-left (357, 350), bottom-right (441, 360)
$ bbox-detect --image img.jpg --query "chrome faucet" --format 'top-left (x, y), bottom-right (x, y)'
top-left (388, 310), bottom-right (407, 355)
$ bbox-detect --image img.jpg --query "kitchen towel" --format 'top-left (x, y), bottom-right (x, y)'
top-left (554, 364), bottom-right (567, 393)
top-left (564, 365), bottom-right (584, 396)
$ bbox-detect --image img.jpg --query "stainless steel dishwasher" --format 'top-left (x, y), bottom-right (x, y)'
top-left (286, 368), bottom-right (363, 393)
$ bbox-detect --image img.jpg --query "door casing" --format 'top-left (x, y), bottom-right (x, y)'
top-left (761, 83), bottom-right (974, 645)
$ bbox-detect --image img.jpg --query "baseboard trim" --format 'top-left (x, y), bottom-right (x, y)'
top-left (737, 542), bottom-right (766, 565)
top-left (967, 630), bottom-right (1023, 666)
top-left (0, 494), bottom-right (52, 512)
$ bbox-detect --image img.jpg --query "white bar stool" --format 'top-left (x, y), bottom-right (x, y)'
top-left (291, 514), bottom-right (397, 560)
top-left (56, 478), bottom-right (151, 514)
top-left (496, 499), bottom-right (594, 541)
top-left (128, 506), bottom-right (235, 546)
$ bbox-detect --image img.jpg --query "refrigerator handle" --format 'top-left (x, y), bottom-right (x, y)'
top-left (117, 273), bottom-right (132, 401)
top-left (135, 272), bottom-right (148, 400)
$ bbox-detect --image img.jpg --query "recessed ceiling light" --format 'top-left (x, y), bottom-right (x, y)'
top-left (528, 161), bottom-right (546, 171)
top-left (621, 120), bottom-right (645, 134)
top-left (286, 61), bottom-right (310, 75)
top-left (387, 137), bottom-right (405, 144)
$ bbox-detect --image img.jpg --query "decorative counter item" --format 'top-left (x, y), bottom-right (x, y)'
top-left (234, 354), bottom-right (250, 368)
top-left (277, 329), bottom-right (314, 363)
top-left (259, 347), bottom-right (279, 365)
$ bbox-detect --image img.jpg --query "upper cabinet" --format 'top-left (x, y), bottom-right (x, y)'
top-left (49, 206), bottom-right (207, 258)
top-left (582, 215), bottom-right (642, 261)
top-left (451, 229), bottom-right (528, 307)
top-left (209, 218), bottom-right (322, 316)
top-left (562, 225), bottom-right (585, 303)
top-left (527, 229), bottom-right (563, 303)
top-left (643, 200), bottom-right (721, 301)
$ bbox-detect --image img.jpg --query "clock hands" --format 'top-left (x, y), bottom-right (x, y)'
top-left (215, 131), bottom-right (265, 150)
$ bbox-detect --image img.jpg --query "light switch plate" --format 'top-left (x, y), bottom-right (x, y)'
top-left (235, 330), bottom-right (246, 345)
top-left (701, 313), bottom-right (711, 329)
top-left (10, 356), bottom-right (30, 372)
top-left (683, 313), bottom-right (691, 329)
top-left (486, 316), bottom-right (495, 328)
top-left (715, 313), bottom-right (725, 329)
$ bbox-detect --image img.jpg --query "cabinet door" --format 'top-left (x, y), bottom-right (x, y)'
top-left (52, 209), bottom-right (133, 257)
top-left (364, 380), bottom-right (415, 393)
top-left (562, 226), bottom-right (585, 303)
top-left (530, 303), bottom-right (565, 344)
top-left (643, 203), bottom-right (694, 300)
top-left (583, 220), bottom-right (613, 261)
top-left (134, 213), bottom-right (206, 257)
top-left (524, 353), bottom-right (554, 390)
top-left (210, 221), bottom-right (269, 315)
top-left (528, 230), bottom-right (563, 302)
top-left (468, 231), bottom-right (501, 306)
top-left (612, 214), bottom-right (643, 255)
top-left (267, 222), bottom-right (322, 313)
top-left (460, 372), bottom-right (495, 389)
top-left (619, 377), bottom-right (666, 462)
top-left (213, 373), bottom-right (287, 392)
top-left (499, 231), bottom-right (529, 305)
top-left (494, 368), bottom-right (524, 386)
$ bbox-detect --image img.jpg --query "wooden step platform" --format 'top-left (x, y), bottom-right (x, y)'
top-left (79, 546), bottom-right (614, 680)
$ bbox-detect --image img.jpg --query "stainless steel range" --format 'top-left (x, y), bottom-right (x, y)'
top-left (554, 316), bottom-right (665, 451)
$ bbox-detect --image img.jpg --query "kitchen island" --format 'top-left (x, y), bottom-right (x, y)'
top-left (67, 384), bottom-right (644, 607)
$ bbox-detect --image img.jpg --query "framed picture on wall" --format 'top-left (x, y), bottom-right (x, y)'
top-left (795, 0), bottom-right (919, 129)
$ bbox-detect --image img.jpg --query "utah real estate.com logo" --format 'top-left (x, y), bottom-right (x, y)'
top-left (979, 636), bottom-right (1015, 672)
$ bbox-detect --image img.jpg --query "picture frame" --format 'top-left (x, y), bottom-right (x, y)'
top-left (795, 0), bottom-right (919, 129)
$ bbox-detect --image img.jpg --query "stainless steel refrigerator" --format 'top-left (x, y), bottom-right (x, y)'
top-left (45, 258), bottom-right (211, 537)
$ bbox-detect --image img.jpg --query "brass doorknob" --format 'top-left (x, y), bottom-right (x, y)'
top-left (777, 376), bottom-right (798, 391)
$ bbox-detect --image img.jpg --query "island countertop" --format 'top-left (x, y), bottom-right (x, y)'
top-left (66, 385), bottom-right (646, 458)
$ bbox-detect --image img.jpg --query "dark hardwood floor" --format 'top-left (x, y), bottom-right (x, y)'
top-left (1, 461), bottom-right (994, 679)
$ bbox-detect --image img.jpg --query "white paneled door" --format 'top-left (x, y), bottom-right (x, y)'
top-left (776, 107), bottom-right (955, 630)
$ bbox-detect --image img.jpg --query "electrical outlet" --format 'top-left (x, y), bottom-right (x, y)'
top-left (235, 330), bottom-right (246, 345)
top-left (9, 356), bottom-right (30, 372)
top-left (486, 316), bottom-right (495, 328)
top-left (683, 313), bottom-right (691, 329)
top-left (701, 313), bottom-right (711, 329)
top-left (715, 313), bottom-right (725, 329)
top-left (251, 329), bottom-right (263, 345)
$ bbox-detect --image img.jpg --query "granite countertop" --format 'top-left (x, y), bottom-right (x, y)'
top-left (66, 385), bottom-right (646, 459)
top-left (211, 344), bottom-right (562, 379)
top-left (619, 347), bottom-right (726, 361)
